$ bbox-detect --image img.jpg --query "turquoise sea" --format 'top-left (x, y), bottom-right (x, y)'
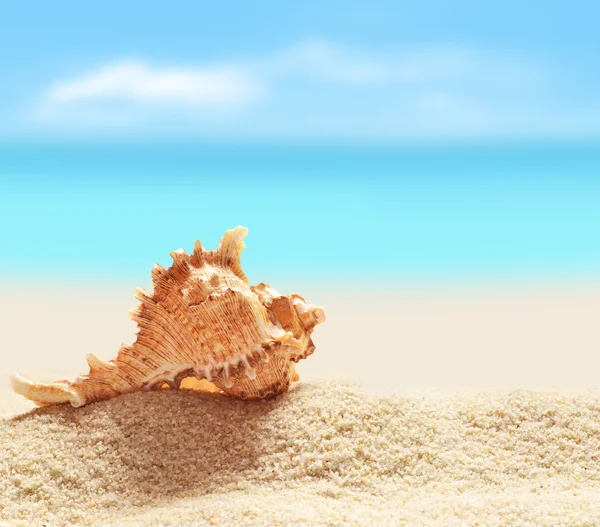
top-left (1, 143), bottom-right (599, 286)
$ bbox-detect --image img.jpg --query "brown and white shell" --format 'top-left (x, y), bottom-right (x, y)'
top-left (11, 226), bottom-right (325, 407)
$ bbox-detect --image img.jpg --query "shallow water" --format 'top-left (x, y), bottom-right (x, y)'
top-left (1, 143), bottom-right (599, 285)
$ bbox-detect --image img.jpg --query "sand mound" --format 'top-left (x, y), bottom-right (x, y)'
top-left (2, 380), bottom-right (600, 526)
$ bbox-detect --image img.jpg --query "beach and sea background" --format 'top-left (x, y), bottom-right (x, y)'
top-left (2, 1), bottom-right (600, 525)
top-left (2, 144), bottom-right (600, 525)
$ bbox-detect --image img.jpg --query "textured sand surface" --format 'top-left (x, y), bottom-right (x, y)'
top-left (2, 380), bottom-right (600, 527)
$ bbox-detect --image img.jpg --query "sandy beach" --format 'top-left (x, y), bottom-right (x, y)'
top-left (3, 380), bottom-right (600, 526)
top-left (2, 281), bottom-right (600, 526)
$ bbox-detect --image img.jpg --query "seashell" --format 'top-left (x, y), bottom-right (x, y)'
top-left (10, 226), bottom-right (325, 407)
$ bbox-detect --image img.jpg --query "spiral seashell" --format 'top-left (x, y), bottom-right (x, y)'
top-left (11, 226), bottom-right (325, 407)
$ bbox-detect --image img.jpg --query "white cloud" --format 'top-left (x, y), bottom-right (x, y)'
top-left (47, 61), bottom-right (263, 106)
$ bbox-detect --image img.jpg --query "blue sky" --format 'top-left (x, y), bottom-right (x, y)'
top-left (1, 2), bottom-right (600, 285)
top-left (1, 0), bottom-right (599, 142)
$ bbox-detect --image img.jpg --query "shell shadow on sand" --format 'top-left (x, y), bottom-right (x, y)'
top-left (2, 386), bottom-right (284, 523)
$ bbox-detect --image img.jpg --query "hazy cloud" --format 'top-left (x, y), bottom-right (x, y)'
top-left (31, 39), bottom-right (596, 139)
top-left (262, 40), bottom-right (395, 84)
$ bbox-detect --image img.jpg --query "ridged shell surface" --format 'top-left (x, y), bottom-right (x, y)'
top-left (11, 226), bottom-right (325, 407)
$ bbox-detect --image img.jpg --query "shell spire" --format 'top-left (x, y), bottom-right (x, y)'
top-left (187, 226), bottom-right (247, 282)
top-left (10, 226), bottom-right (325, 407)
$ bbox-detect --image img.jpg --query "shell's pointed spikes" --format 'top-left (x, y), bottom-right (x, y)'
top-left (273, 331), bottom-right (305, 351)
top-left (169, 248), bottom-right (191, 281)
top-left (10, 373), bottom-right (33, 398)
top-left (151, 263), bottom-right (167, 286)
top-left (217, 226), bottom-right (249, 283)
top-left (133, 287), bottom-right (152, 302)
top-left (10, 373), bottom-right (78, 407)
top-left (222, 362), bottom-right (234, 388)
top-left (128, 307), bottom-right (144, 324)
top-left (291, 295), bottom-right (326, 330)
top-left (190, 239), bottom-right (203, 267)
top-left (219, 226), bottom-right (248, 257)
top-left (86, 353), bottom-right (113, 371)
top-left (241, 355), bottom-right (257, 381)
top-left (170, 248), bottom-right (188, 261)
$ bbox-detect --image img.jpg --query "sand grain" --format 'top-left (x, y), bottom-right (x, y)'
top-left (2, 380), bottom-right (600, 526)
